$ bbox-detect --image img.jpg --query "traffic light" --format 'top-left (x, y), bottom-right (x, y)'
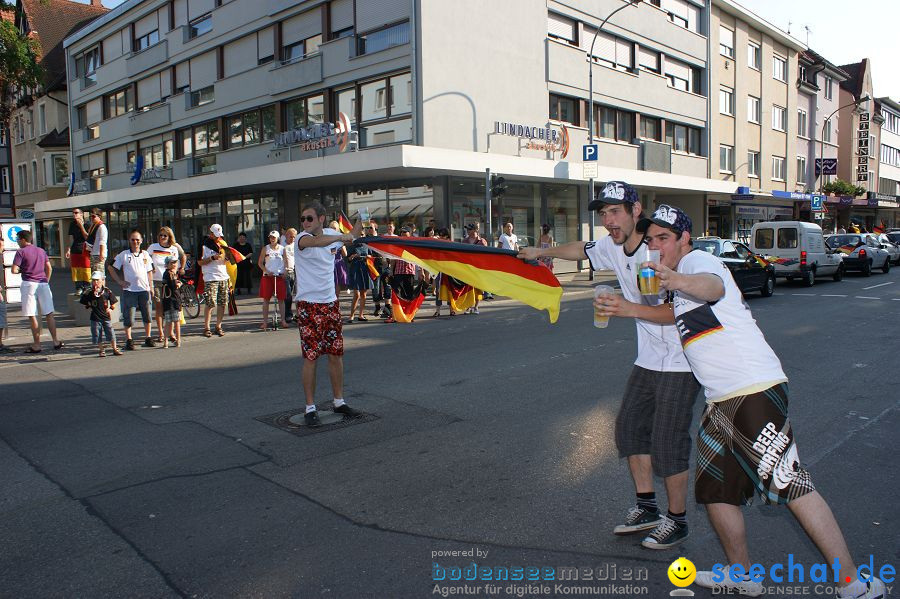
top-left (490, 175), bottom-right (507, 198)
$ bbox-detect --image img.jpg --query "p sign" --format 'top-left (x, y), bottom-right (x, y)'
top-left (811, 194), bottom-right (824, 211)
top-left (583, 144), bottom-right (598, 162)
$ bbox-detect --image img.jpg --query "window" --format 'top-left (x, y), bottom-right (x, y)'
top-left (755, 228), bottom-right (774, 249)
top-left (665, 58), bottom-right (700, 94)
top-left (225, 105), bottom-right (275, 147)
top-left (189, 14), bottom-right (212, 39)
top-left (719, 26), bottom-right (734, 58)
top-left (0, 127), bottom-right (6, 146)
top-left (797, 156), bottom-right (807, 184)
top-left (31, 161), bottom-right (39, 189)
top-left (27, 109), bottom-right (34, 138)
top-left (282, 34), bottom-right (322, 63)
top-left (359, 72), bottom-right (411, 126)
top-left (134, 29), bottom-right (159, 52)
top-left (1, 167), bottom-right (8, 192)
top-left (595, 106), bottom-right (634, 142)
top-left (549, 94), bottom-right (577, 125)
top-left (824, 119), bottom-right (833, 143)
top-left (104, 88), bottom-right (134, 118)
top-left (772, 155), bottom-right (786, 181)
top-left (747, 42), bottom-right (761, 70)
top-left (182, 119), bottom-right (218, 174)
top-left (881, 144), bottom-right (900, 167)
top-left (719, 87), bottom-right (734, 116)
top-left (285, 94), bottom-right (325, 129)
top-left (798, 64), bottom-right (807, 83)
top-left (748, 151), bottom-right (760, 177)
top-left (139, 140), bottom-right (171, 170)
top-left (357, 21), bottom-right (410, 55)
top-left (777, 228), bottom-right (797, 249)
top-left (772, 105), bottom-right (786, 131)
top-left (748, 96), bottom-right (761, 124)
top-left (824, 76), bottom-right (833, 100)
top-left (798, 109), bottom-right (808, 138)
top-left (638, 47), bottom-right (659, 73)
top-left (38, 104), bottom-right (46, 135)
top-left (17, 164), bottom-right (27, 192)
top-left (548, 13), bottom-right (577, 45)
top-left (665, 122), bottom-right (701, 155)
top-left (656, 0), bottom-right (700, 33)
top-left (773, 55), bottom-right (787, 82)
top-left (190, 85), bottom-right (214, 107)
top-left (882, 109), bottom-right (900, 134)
top-left (719, 144), bottom-right (734, 173)
top-left (76, 46), bottom-right (101, 86)
top-left (640, 116), bottom-right (661, 141)
top-left (50, 154), bottom-right (69, 185)
top-left (583, 27), bottom-right (633, 71)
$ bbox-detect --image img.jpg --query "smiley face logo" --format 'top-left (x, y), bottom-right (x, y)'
top-left (668, 557), bottom-right (696, 587)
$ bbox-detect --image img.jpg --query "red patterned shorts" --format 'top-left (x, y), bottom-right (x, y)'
top-left (297, 301), bottom-right (343, 361)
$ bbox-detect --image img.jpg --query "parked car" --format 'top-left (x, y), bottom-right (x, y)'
top-left (824, 233), bottom-right (891, 276)
top-left (694, 237), bottom-right (775, 297)
top-left (750, 221), bottom-right (843, 286)
top-left (876, 234), bottom-right (900, 265)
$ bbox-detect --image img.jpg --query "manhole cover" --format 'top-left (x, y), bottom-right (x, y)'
top-left (255, 404), bottom-right (379, 437)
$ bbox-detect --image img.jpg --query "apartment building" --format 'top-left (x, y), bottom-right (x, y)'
top-left (875, 97), bottom-right (900, 228)
top-left (8, 0), bottom-right (108, 259)
top-left (0, 8), bottom-right (14, 218)
top-left (32, 0), bottom-right (755, 272)
top-left (707, 0), bottom-right (805, 241)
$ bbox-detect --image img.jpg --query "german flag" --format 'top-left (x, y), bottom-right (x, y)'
top-left (391, 278), bottom-right (426, 323)
top-left (71, 250), bottom-right (91, 283)
top-left (362, 237), bottom-right (563, 323)
top-left (752, 255), bottom-right (770, 268)
top-left (365, 255), bottom-right (379, 281)
top-left (336, 211), bottom-right (353, 234)
top-left (873, 223), bottom-right (886, 235)
top-left (438, 275), bottom-right (477, 313)
top-left (837, 242), bottom-right (863, 255)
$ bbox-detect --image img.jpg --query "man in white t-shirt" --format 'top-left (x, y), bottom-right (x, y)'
top-left (293, 202), bottom-right (363, 426)
top-left (108, 229), bottom-right (156, 350)
top-left (498, 222), bottom-right (519, 252)
top-left (85, 207), bottom-right (108, 274)
top-left (199, 224), bottom-right (230, 337)
top-left (643, 204), bottom-right (885, 599)
top-left (282, 228), bottom-right (297, 322)
top-left (519, 181), bottom-right (700, 550)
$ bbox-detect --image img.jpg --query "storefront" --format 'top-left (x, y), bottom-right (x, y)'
top-left (707, 189), bottom-right (797, 242)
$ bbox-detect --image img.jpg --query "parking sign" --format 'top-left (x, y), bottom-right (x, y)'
top-left (811, 194), bottom-right (824, 211)
top-left (583, 144), bottom-right (598, 162)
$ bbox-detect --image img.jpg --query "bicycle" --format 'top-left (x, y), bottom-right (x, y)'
top-left (178, 280), bottom-right (204, 319)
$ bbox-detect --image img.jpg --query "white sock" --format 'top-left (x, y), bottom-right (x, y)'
top-left (305, 404), bottom-right (317, 414)
top-left (333, 398), bottom-right (346, 408)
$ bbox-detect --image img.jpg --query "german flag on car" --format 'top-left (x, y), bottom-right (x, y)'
top-left (362, 237), bottom-right (563, 323)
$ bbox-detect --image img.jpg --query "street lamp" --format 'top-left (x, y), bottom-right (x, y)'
top-left (818, 95), bottom-right (869, 233)
top-left (587, 0), bottom-right (641, 279)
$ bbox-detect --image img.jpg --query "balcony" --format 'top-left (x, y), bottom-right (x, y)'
top-left (129, 102), bottom-right (171, 135)
top-left (268, 53), bottom-right (323, 96)
top-left (126, 40), bottom-right (169, 78)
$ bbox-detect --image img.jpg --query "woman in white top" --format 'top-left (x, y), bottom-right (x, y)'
top-left (147, 226), bottom-right (185, 342)
top-left (257, 231), bottom-right (288, 330)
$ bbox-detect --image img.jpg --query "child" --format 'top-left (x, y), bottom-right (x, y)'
top-left (161, 256), bottom-right (183, 348)
top-left (80, 271), bottom-right (122, 357)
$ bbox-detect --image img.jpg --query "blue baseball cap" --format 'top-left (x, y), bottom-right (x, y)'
top-left (588, 180), bottom-right (639, 210)
top-left (636, 204), bottom-right (693, 236)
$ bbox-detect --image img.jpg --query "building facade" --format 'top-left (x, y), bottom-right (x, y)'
top-left (875, 97), bottom-right (900, 227)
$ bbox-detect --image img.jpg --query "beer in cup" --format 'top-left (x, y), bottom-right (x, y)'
top-left (637, 246), bottom-right (660, 296)
top-left (593, 285), bottom-right (615, 329)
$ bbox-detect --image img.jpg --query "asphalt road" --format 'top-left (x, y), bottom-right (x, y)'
top-left (1, 268), bottom-right (898, 599)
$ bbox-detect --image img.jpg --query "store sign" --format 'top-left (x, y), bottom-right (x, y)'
top-left (867, 192), bottom-right (899, 206)
top-left (493, 120), bottom-right (570, 158)
top-left (857, 113), bottom-right (870, 182)
top-left (815, 158), bottom-right (837, 176)
top-left (272, 112), bottom-right (352, 152)
top-left (772, 190), bottom-right (814, 201)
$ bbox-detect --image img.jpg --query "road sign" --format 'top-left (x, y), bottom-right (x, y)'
top-left (583, 162), bottom-right (598, 178)
top-left (583, 144), bottom-right (598, 162)
top-left (811, 194), bottom-right (824, 211)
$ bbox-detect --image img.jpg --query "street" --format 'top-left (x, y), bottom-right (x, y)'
top-left (0, 270), bottom-right (898, 598)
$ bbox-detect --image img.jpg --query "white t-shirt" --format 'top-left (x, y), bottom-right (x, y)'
top-left (294, 228), bottom-right (340, 304)
top-left (499, 233), bottom-right (518, 250)
top-left (283, 241), bottom-right (295, 271)
top-left (112, 249), bottom-right (153, 293)
top-left (263, 244), bottom-right (286, 276)
top-left (673, 249), bottom-right (787, 403)
top-left (89, 224), bottom-right (108, 256)
top-left (147, 243), bottom-right (180, 281)
top-left (201, 243), bottom-right (230, 282)
top-left (585, 235), bottom-right (691, 372)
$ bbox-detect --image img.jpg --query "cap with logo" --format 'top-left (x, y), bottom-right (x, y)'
top-left (91, 270), bottom-right (105, 280)
top-left (268, 230), bottom-right (280, 239)
top-left (164, 256), bottom-right (178, 265)
top-left (636, 204), bottom-right (693, 236)
top-left (464, 223), bottom-right (478, 230)
top-left (209, 224), bottom-right (224, 238)
top-left (588, 180), bottom-right (639, 211)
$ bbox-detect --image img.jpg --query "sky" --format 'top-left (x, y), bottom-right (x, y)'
top-left (79, 0), bottom-right (898, 100)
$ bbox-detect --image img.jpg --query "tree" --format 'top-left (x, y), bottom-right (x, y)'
top-left (823, 178), bottom-right (866, 198)
top-left (0, 17), bottom-right (43, 123)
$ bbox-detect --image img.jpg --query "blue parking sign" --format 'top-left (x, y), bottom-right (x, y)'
top-left (811, 194), bottom-right (824, 211)
top-left (583, 144), bottom-right (598, 162)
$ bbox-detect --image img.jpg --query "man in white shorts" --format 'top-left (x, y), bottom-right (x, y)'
top-left (12, 229), bottom-right (63, 353)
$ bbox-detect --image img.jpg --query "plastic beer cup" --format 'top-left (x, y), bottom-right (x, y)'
top-left (593, 285), bottom-right (615, 329)
top-left (637, 247), bottom-right (661, 296)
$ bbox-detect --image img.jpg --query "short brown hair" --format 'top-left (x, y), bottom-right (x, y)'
top-left (301, 201), bottom-right (326, 217)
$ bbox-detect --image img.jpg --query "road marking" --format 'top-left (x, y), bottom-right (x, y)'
top-left (820, 294), bottom-right (847, 297)
top-left (892, 298), bottom-right (900, 301)
top-left (855, 296), bottom-right (881, 300)
top-left (791, 293), bottom-right (817, 296)
top-left (862, 282), bottom-right (895, 290)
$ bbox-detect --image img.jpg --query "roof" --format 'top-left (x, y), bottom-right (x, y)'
top-left (878, 96), bottom-right (900, 114)
top-left (799, 49), bottom-right (850, 81)
top-left (713, 0), bottom-right (805, 52)
top-left (838, 59), bottom-right (866, 98)
top-left (16, 0), bottom-right (109, 92)
top-left (36, 127), bottom-right (69, 148)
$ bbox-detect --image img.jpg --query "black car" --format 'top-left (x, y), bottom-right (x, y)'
top-left (693, 238), bottom-right (776, 297)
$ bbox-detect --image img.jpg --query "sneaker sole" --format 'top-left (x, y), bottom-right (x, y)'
top-left (640, 534), bottom-right (688, 550)
top-left (613, 520), bottom-right (662, 535)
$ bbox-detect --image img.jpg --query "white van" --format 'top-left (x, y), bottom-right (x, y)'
top-left (749, 221), bottom-right (843, 286)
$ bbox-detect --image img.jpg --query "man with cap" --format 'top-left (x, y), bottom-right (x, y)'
top-left (642, 205), bottom-right (886, 598)
top-left (461, 222), bottom-right (489, 314)
top-left (199, 224), bottom-right (230, 337)
top-left (519, 181), bottom-right (700, 550)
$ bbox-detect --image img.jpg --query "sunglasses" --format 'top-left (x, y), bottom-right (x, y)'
top-left (130, 238), bottom-right (142, 242)
top-left (158, 234), bottom-right (168, 238)
top-left (300, 215), bottom-right (316, 222)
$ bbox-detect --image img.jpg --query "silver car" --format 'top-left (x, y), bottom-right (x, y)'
top-left (876, 234), bottom-right (900, 265)
top-left (824, 233), bottom-right (891, 276)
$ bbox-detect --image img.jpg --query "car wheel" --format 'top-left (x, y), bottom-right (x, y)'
top-left (803, 268), bottom-right (815, 287)
top-left (862, 261), bottom-right (872, 277)
top-left (883, 257), bottom-right (891, 274)
top-left (760, 274), bottom-right (775, 297)
top-left (832, 264), bottom-right (844, 282)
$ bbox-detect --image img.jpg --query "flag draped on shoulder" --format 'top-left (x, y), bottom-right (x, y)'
top-left (361, 237), bottom-right (563, 323)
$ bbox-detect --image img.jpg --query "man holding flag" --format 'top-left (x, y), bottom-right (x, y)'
top-left (293, 202), bottom-right (364, 426)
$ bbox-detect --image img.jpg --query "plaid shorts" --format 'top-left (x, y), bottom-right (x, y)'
top-left (163, 309), bottom-right (181, 324)
top-left (297, 301), bottom-right (343, 361)
top-left (695, 383), bottom-right (815, 506)
top-left (204, 280), bottom-right (229, 307)
top-left (615, 366), bottom-right (701, 477)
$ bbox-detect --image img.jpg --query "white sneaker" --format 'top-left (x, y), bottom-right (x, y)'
top-left (839, 576), bottom-right (886, 599)
top-left (694, 566), bottom-right (763, 597)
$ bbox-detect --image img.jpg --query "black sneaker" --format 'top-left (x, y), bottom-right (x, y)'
top-left (333, 404), bottom-right (362, 418)
top-left (613, 506), bottom-right (662, 535)
top-left (125, 339), bottom-right (135, 351)
top-left (304, 411), bottom-right (321, 426)
top-left (641, 515), bottom-right (688, 549)
top-left (372, 305), bottom-right (381, 317)
top-left (143, 337), bottom-right (157, 348)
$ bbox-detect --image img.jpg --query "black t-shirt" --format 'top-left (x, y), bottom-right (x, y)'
top-left (80, 288), bottom-right (117, 322)
top-left (162, 271), bottom-right (182, 311)
top-left (68, 222), bottom-right (87, 254)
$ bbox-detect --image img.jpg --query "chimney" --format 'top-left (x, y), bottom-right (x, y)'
top-left (90, 0), bottom-right (103, 6)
